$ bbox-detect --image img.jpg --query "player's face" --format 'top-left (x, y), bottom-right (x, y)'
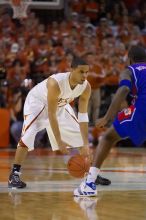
top-left (74, 65), bottom-right (89, 84)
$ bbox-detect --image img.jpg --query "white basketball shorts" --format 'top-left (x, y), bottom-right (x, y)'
top-left (20, 91), bottom-right (83, 151)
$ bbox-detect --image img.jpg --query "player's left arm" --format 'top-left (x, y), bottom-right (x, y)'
top-left (96, 68), bottom-right (132, 128)
top-left (78, 82), bottom-right (91, 150)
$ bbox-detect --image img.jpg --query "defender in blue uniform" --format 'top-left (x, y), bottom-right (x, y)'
top-left (113, 62), bottom-right (146, 146)
top-left (74, 45), bottom-right (146, 197)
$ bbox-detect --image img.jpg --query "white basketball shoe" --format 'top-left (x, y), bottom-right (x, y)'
top-left (74, 180), bottom-right (97, 197)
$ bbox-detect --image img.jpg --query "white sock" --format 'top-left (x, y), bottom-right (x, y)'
top-left (86, 167), bottom-right (100, 183)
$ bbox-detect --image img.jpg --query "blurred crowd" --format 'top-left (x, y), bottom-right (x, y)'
top-left (0, 0), bottom-right (146, 148)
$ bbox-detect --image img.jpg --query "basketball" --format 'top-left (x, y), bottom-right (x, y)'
top-left (67, 154), bottom-right (90, 178)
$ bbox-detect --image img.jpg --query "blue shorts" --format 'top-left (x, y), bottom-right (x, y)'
top-left (113, 105), bottom-right (146, 146)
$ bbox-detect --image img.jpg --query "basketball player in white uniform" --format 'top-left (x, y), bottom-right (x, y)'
top-left (8, 56), bottom-right (110, 188)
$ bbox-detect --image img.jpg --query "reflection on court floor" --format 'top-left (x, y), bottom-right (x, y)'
top-left (0, 147), bottom-right (146, 220)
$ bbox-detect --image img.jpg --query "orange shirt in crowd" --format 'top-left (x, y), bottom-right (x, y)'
top-left (84, 1), bottom-right (99, 21)
top-left (58, 58), bottom-right (71, 72)
top-left (92, 126), bottom-right (107, 139)
top-left (71, 0), bottom-right (86, 14)
top-left (87, 64), bottom-right (105, 90)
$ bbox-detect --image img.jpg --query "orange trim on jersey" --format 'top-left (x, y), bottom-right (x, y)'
top-left (22, 114), bottom-right (31, 133)
top-left (18, 139), bottom-right (28, 148)
top-left (22, 125), bottom-right (26, 133)
top-left (24, 114), bottom-right (31, 120)
top-left (23, 106), bottom-right (45, 133)
top-left (65, 108), bottom-right (79, 124)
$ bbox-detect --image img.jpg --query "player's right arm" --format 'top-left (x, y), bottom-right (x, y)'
top-left (47, 78), bottom-right (70, 154)
top-left (96, 68), bottom-right (132, 128)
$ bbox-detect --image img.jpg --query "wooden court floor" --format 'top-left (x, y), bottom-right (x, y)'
top-left (0, 147), bottom-right (146, 220)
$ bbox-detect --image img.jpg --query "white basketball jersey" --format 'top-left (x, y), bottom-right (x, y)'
top-left (30, 72), bottom-right (87, 107)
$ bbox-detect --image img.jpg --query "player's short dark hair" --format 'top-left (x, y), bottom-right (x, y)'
top-left (128, 45), bottom-right (146, 63)
top-left (71, 56), bottom-right (87, 68)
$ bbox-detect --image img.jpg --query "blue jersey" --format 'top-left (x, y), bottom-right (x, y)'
top-left (128, 63), bottom-right (146, 108)
top-left (113, 63), bottom-right (146, 146)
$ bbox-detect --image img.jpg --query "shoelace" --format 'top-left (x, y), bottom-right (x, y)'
top-left (13, 175), bottom-right (20, 183)
top-left (13, 171), bottom-right (22, 183)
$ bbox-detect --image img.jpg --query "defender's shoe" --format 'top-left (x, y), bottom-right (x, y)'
top-left (95, 175), bottom-right (111, 185)
top-left (8, 171), bottom-right (26, 189)
top-left (74, 181), bottom-right (97, 197)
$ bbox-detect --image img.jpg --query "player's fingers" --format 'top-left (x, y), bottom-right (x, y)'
top-left (63, 147), bottom-right (70, 155)
top-left (80, 150), bottom-right (91, 160)
top-left (96, 122), bottom-right (104, 128)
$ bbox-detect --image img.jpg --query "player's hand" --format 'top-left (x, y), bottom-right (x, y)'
top-left (79, 146), bottom-right (90, 157)
top-left (58, 140), bottom-right (70, 155)
top-left (79, 146), bottom-right (92, 164)
top-left (96, 116), bottom-right (108, 128)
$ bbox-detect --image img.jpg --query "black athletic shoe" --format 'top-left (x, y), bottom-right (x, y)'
top-left (95, 175), bottom-right (111, 185)
top-left (8, 171), bottom-right (26, 189)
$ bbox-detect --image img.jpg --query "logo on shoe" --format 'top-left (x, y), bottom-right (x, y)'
top-left (86, 182), bottom-right (96, 190)
top-left (91, 183), bottom-right (96, 190)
